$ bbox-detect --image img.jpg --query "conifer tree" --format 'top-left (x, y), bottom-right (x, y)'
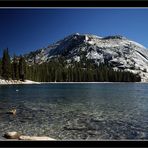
top-left (13, 54), bottom-right (19, 80)
top-left (2, 48), bottom-right (11, 80)
top-left (19, 55), bottom-right (26, 81)
top-left (0, 59), bottom-right (2, 77)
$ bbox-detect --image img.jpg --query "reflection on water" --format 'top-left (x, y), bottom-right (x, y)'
top-left (0, 83), bottom-right (148, 140)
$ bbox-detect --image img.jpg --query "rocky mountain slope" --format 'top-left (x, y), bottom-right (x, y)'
top-left (25, 33), bottom-right (148, 82)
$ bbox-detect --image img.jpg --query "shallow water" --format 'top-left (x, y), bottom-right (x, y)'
top-left (0, 83), bottom-right (148, 140)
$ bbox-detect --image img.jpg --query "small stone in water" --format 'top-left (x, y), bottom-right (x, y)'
top-left (7, 109), bottom-right (16, 115)
top-left (4, 132), bottom-right (21, 139)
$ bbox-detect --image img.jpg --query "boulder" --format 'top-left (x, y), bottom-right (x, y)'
top-left (19, 135), bottom-right (56, 141)
top-left (4, 132), bottom-right (21, 139)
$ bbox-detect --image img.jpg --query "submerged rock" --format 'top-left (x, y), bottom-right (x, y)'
top-left (19, 135), bottom-right (56, 141)
top-left (4, 132), bottom-right (21, 139)
top-left (7, 109), bottom-right (16, 115)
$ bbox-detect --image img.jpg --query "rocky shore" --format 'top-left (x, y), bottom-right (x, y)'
top-left (0, 108), bottom-right (56, 141)
top-left (0, 79), bottom-right (40, 85)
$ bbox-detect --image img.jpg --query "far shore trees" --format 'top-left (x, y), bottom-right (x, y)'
top-left (2, 48), bottom-right (11, 80)
top-left (19, 55), bottom-right (26, 81)
top-left (25, 58), bottom-right (141, 82)
top-left (0, 59), bottom-right (2, 77)
top-left (12, 54), bottom-right (19, 80)
top-left (0, 49), bottom-right (26, 81)
top-left (0, 48), bottom-right (141, 82)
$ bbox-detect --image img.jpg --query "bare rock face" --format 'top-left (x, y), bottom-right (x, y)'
top-left (19, 135), bottom-right (56, 141)
top-left (4, 132), bottom-right (21, 139)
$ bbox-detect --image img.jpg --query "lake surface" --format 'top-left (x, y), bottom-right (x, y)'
top-left (0, 83), bottom-right (148, 140)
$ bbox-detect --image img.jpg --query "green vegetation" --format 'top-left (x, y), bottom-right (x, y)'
top-left (26, 57), bottom-right (141, 82)
top-left (0, 49), bottom-right (26, 81)
top-left (19, 55), bottom-right (26, 81)
top-left (2, 48), bottom-right (11, 80)
top-left (0, 49), bottom-right (141, 82)
top-left (12, 54), bottom-right (19, 80)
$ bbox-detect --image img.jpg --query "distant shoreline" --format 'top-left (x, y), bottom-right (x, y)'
top-left (0, 78), bottom-right (148, 85)
top-left (39, 81), bottom-right (148, 84)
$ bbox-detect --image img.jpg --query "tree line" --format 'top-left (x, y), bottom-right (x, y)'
top-left (0, 48), bottom-right (26, 81)
top-left (0, 49), bottom-right (141, 82)
top-left (26, 57), bottom-right (141, 82)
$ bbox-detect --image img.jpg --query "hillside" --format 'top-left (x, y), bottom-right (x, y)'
top-left (24, 33), bottom-right (148, 82)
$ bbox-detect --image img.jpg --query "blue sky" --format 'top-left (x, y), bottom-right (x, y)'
top-left (0, 8), bottom-right (148, 57)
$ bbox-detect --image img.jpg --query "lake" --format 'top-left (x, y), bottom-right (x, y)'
top-left (0, 83), bottom-right (148, 140)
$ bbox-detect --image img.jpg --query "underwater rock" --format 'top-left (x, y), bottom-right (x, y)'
top-left (7, 109), bottom-right (16, 115)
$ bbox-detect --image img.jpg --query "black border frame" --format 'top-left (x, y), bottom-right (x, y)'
top-left (0, 0), bottom-right (147, 7)
top-left (0, 0), bottom-right (148, 147)
top-left (1, 140), bottom-right (148, 147)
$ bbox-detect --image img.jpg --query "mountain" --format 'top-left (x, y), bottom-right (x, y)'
top-left (24, 33), bottom-right (148, 82)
